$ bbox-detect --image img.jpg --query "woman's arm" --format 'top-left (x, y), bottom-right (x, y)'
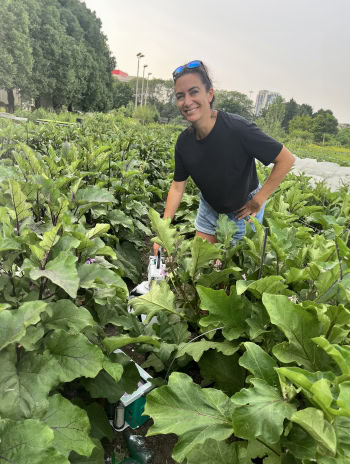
top-left (235, 146), bottom-right (295, 220)
top-left (153, 180), bottom-right (187, 255)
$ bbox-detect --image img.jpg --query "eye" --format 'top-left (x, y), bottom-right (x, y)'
top-left (190, 89), bottom-right (199, 95)
top-left (176, 94), bottom-right (184, 101)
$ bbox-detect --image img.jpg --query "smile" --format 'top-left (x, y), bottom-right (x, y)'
top-left (185, 107), bottom-right (199, 114)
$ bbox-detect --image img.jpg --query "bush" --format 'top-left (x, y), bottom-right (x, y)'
top-left (133, 105), bottom-right (160, 124)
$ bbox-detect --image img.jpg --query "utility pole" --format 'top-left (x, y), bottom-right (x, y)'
top-left (140, 64), bottom-right (148, 106)
top-left (135, 53), bottom-right (144, 110)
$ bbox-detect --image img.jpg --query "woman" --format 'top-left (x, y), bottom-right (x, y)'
top-left (153, 60), bottom-right (295, 255)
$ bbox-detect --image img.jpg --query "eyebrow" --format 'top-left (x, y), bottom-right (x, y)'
top-left (175, 86), bottom-right (200, 97)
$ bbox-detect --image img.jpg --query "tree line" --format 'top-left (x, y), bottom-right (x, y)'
top-left (0, 0), bottom-right (116, 112)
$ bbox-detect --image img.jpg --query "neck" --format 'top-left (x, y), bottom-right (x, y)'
top-left (193, 110), bottom-right (217, 140)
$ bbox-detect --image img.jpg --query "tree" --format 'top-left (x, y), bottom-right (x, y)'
top-left (297, 103), bottom-right (313, 117)
top-left (336, 127), bottom-right (350, 147)
top-left (214, 90), bottom-right (254, 120)
top-left (282, 98), bottom-right (298, 131)
top-left (311, 110), bottom-right (338, 142)
top-left (0, 0), bottom-right (33, 112)
top-left (289, 115), bottom-right (313, 133)
top-left (256, 97), bottom-right (286, 141)
top-left (112, 80), bottom-right (134, 109)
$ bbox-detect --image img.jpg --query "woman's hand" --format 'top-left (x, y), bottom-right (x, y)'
top-left (234, 196), bottom-right (262, 221)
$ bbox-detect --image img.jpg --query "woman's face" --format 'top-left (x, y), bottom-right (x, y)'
top-left (174, 73), bottom-right (213, 123)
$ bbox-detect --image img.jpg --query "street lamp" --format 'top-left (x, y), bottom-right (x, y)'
top-left (140, 64), bottom-right (148, 106)
top-left (135, 53), bottom-right (144, 109)
top-left (145, 72), bottom-right (152, 106)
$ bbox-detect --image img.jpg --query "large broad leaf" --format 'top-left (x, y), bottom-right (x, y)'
top-left (236, 275), bottom-right (288, 298)
top-left (43, 330), bottom-right (104, 382)
top-left (42, 300), bottom-right (95, 333)
top-left (131, 281), bottom-right (179, 323)
top-left (335, 416), bottom-right (350, 458)
top-left (30, 252), bottom-right (79, 298)
top-left (231, 378), bottom-right (297, 443)
top-left (42, 394), bottom-right (95, 458)
top-left (85, 403), bottom-right (115, 441)
top-left (198, 286), bottom-right (249, 340)
top-left (199, 350), bottom-right (246, 396)
top-left (0, 300), bottom-right (47, 350)
top-left (177, 340), bottom-right (240, 362)
top-left (40, 224), bottom-right (61, 253)
top-left (103, 335), bottom-right (160, 353)
top-left (149, 208), bottom-right (176, 255)
top-left (145, 372), bottom-right (235, 462)
top-left (0, 419), bottom-right (68, 464)
top-left (9, 179), bottom-right (32, 222)
top-left (247, 439), bottom-right (281, 464)
top-left (189, 236), bottom-right (222, 278)
top-left (291, 407), bottom-right (336, 456)
top-left (239, 342), bottom-right (279, 387)
top-left (69, 438), bottom-right (104, 464)
top-left (0, 347), bottom-right (59, 420)
top-left (86, 224), bottom-right (110, 239)
top-left (187, 439), bottom-right (243, 464)
top-left (216, 214), bottom-right (239, 247)
top-left (282, 424), bottom-right (318, 460)
top-left (75, 187), bottom-right (116, 205)
top-left (107, 210), bottom-right (134, 232)
top-left (312, 337), bottom-right (350, 375)
top-left (197, 267), bottom-right (241, 288)
top-left (262, 294), bottom-right (327, 371)
top-left (114, 241), bottom-right (142, 283)
top-left (78, 263), bottom-right (128, 298)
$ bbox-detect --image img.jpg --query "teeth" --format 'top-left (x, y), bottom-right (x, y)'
top-left (187, 108), bottom-right (198, 114)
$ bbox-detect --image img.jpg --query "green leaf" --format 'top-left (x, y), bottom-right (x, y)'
top-left (103, 335), bottom-right (161, 353)
top-left (30, 252), bottom-right (79, 298)
top-left (263, 294), bottom-right (326, 370)
top-left (0, 236), bottom-right (22, 252)
top-left (335, 416), bottom-right (350, 457)
top-left (9, 179), bottom-right (32, 222)
top-left (282, 424), bottom-right (317, 460)
top-left (197, 267), bottom-right (241, 288)
top-left (239, 342), bottom-right (279, 387)
top-left (149, 208), bottom-right (176, 255)
top-left (107, 210), bottom-right (134, 231)
top-left (216, 214), bottom-right (239, 247)
top-left (0, 347), bottom-right (59, 420)
top-left (187, 439), bottom-right (242, 464)
top-left (42, 394), bottom-right (95, 457)
top-left (232, 378), bottom-right (296, 443)
top-left (145, 372), bottom-right (235, 462)
top-left (247, 439), bottom-right (281, 464)
top-left (78, 263), bottom-right (128, 298)
top-left (291, 407), bottom-right (336, 456)
top-left (312, 337), bottom-right (350, 375)
top-left (131, 281), bottom-right (178, 323)
top-left (198, 286), bottom-right (249, 340)
top-left (85, 403), bottom-right (115, 441)
top-left (189, 236), bottom-right (222, 278)
top-left (86, 223), bottom-right (110, 239)
top-left (102, 358), bottom-right (124, 383)
top-left (0, 419), bottom-right (68, 464)
top-left (199, 350), bottom-right (246, 396)
top-left (236, 275), bottom-right (288, 298)
top-left (19, 324), bottom-right (45, 351)
top-left (177, 340), bottom-right (240, 362)
top-left (0, 301), bottom-right (47, 350)
top-left (75, 187), bottom-right (116, 205)
top-left (40, 224), bottom-right (61, 252)
top-left (43, 330), bottom-right (104, 382)
top-left (42, 300), bottom-right (95, 333)
top-left (69, 438), bottom-right (105, 464)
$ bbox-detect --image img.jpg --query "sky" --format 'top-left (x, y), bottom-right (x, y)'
top-left (83, 0), bottom-right (350, 123)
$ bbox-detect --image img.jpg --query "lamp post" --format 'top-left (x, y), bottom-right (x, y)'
top-left (135, 53), bottom-right (144, 109)
top-left (140, 64), bottom-right (148, 106)
top-left (144, 72), bottom-right (152, 106)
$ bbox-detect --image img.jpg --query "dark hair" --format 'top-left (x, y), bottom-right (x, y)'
top-left (174, 62), bottom-right (215, 109)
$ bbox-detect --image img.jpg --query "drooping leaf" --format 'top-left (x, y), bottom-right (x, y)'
top-left (189, 236), bottom-right (222, 278)
top-left (232, 378), bottom-right (297, 443)
top-left (0, 419), bottom-right (68, 464)
top-left (131, 281), bottom-right (178, 323)
top-left (42, 394), bottom-right (95, 457)
top-left (0, 347), bottom-right (59, 420)
top-left (149, 208), bottom-right (176, 255)
top-left (262, 294), bottom-right (327, 370)
top-left (0, 301), bottom-right (47, 350)
top-left (42, 300), bottom-right (95, 333)
top-left (43, 330), bottom-right (104, 382)
top-left (103, 335), bottom-right (161, 353)
top-left (291, 407), bottom-right (336, 456)
top-left (198, 286), bottom-right (249, 340)
top-left (30, 252), bottom-right (79, 298)
top-left (145, 372), bottom-right (235, 462)
top-left (199, 350), bottom-right (245, 395)
top-left (239, 342), bottom-right (279, 387)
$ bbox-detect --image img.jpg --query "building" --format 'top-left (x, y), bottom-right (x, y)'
top-left (255, 90), bottom-right (280, 117)
top-left (112, 70), bottom-right (135, 83)
top-left (0, 89), bottom-right (21, 112)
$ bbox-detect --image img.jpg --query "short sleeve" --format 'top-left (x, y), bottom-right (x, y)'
top-left (173, 141), bottom-right (189, 181)
top-left (239, 121), bottom-right (283, 166)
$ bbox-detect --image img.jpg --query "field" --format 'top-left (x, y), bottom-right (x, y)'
top-left (0, 112), bottom-right (350, 464)
top-left (288, 142), bottom-right (350, 166)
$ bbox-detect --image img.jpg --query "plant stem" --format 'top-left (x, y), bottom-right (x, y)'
top-left (335, 238), bottom-right (343, 281)
top-left (258, 228), bottom-right (269, 279)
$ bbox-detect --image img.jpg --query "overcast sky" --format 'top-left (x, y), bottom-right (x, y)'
top-left (83, 0), bottom-right (350, 123)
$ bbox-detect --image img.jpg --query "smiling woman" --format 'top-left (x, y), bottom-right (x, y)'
top-left (153, 60), bottom-right (296, 255)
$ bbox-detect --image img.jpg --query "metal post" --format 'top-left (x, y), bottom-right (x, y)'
top-left (140, 64), bottom-right (148, 106)
top-left (145, 72), bottom-right (152, 106)
top-left (135, 53), bottom-right (144, 110)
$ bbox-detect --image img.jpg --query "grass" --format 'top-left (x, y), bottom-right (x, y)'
top-left (287, 142), bottom-right (350, 166)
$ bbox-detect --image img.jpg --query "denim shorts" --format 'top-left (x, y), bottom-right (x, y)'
top-left (194, 184), bottom-right (265, 244)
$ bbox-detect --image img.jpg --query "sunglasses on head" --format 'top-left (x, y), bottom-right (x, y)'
top-left (172, 60), bottom-right (210, 82)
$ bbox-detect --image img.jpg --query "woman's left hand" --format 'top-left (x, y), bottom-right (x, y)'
top-left (234, 197), bottom-right (262, 221)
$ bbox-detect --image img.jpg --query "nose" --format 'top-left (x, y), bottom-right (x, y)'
top-left (183, 92), bottom-right (192, 107)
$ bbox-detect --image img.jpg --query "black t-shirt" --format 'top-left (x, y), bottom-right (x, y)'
top-left (173, 111), bottom-right (283, 213)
